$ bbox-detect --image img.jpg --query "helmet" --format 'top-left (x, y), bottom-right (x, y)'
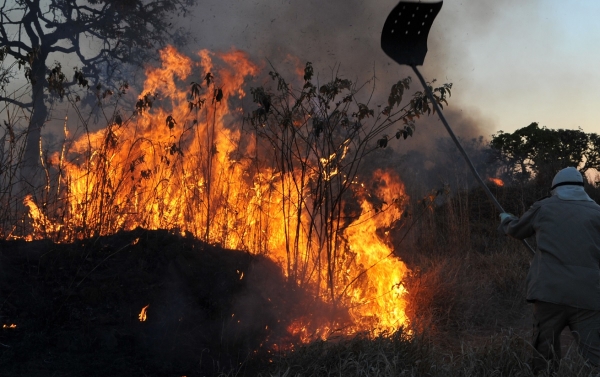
top-left (551, 167), bottom-right (584, 190)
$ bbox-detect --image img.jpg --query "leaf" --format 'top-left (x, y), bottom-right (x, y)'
top-left (303, 62), bottom-right (313, 81)
top-left (214, 88), bottom-right (223, 103)
top-left (166, 115), bottom-right (177, 129)
top-left (377, 136), bottom-right (388, 148)
top-left (355, 104), bottom-right (374, 120)
top-left (190, 81), bottom-right (202, 99)
top-left (204, 72), bottom-right (213, 86)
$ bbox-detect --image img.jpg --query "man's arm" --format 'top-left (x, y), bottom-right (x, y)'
top-left (499, 203), bottom-right (540, 240)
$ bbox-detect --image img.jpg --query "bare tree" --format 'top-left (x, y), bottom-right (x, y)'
top-left (0, 0), bottom-right (196, 190)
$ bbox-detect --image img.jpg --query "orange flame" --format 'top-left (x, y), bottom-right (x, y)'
top-left (139, 305), bottom-right (149, 322)
top-left (23, 46), bottom-right (412, 341)
top-left (488, 177), bottom-right (504, 186)
top-left (2, 324), bottom-right (16, 329)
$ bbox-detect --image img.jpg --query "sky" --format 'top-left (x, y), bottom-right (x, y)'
top-left (180, 0), bottom-right (600, 142)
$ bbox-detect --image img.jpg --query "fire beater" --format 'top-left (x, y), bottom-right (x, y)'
top-left (380, 0), bottom-right (534, 254)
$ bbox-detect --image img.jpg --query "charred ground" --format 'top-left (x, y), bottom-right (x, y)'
top-left (0, 228), bottom-right (315, 376)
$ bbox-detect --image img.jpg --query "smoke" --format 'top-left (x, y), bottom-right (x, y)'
top-left (182, 0), bottom-right (542, 193)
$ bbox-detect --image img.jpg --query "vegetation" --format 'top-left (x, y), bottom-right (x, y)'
top-left (490, 122), bottom-right (600, 186)
top-left (4, 183), bottom-right (600, 376)
top-left (247, 179), bottom-right (600, 377)
top-left (0, 0), bottom-right (196, 186)
top-left (244, 61), bottom-right (450, 303)
top-left (2, 47), bottom-right (454, 342)
top-left (2, 21), bottom-right (600, 373)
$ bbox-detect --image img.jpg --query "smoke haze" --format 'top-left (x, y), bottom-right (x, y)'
top-left (181, 0), bottom-right (541, 173)
top-left (176, 0), bottom-right (538, 191)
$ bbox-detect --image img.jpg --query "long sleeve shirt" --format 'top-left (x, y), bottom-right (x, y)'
top-left (500, 195), bottom-right (600, 310)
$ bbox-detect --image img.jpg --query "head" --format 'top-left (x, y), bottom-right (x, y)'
top-left (550, 167), bottom-right (592, 201)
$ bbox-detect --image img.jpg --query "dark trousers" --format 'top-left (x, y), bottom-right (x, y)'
top-left (532, 301), bottom-right (600, 372)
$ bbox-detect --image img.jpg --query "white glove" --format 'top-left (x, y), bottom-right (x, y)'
top-left (499, 213), bottom-right (515, 222)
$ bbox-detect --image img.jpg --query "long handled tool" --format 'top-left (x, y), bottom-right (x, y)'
top-left (381, 1), bottom-right (535, 254)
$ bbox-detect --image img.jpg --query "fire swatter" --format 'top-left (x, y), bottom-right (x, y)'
top-left (381, 1), bottom-right (535, 254)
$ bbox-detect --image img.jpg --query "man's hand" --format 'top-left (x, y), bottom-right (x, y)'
top-left (499, 213), bottom-right (515, 223)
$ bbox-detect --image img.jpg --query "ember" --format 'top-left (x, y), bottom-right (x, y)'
top-left (488, 177), bottom-right (504, 187)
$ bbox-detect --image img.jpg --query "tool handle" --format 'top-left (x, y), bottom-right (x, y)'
top-left (411, 65), bottom-right (535, 255)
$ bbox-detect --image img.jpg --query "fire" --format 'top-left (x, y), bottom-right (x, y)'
top-left (344, 171), bottom-right (410, 331)
top-left (22, 45), bottom-right (412, 342)
top-left (2, 324), bottom-right (16, 329)
top-left (139, 305), bottom-right (149, 322)
top-left (488, 177), bottom-right (504, 186)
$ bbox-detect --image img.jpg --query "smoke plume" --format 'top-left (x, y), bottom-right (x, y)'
top-left (182, 0), bottom-right (540, 192)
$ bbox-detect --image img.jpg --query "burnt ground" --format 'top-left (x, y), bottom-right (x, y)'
top-left (0, 228), bottom-right (316, 377)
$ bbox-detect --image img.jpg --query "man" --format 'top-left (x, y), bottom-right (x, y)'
top-left (499, 167), bottom-right (600, 372)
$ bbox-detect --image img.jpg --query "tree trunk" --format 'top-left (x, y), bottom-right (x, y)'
top-left (20, 57), bottom-right (48, 199)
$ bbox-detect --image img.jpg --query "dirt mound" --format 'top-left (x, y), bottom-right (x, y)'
top-left (0, 228), bottom-right (312, 376)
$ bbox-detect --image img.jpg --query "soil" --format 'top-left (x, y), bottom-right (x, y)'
top-left (0, 228), bottom-right (307, 376)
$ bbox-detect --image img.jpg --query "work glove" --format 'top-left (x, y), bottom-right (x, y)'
top-left (499, 213), bottom-right (515, 223)
top-left (498, 212), bottom-right (515, 236)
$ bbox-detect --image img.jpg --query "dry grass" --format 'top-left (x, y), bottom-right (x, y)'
top-left (243, 184), bottom-right (600, 377)
top-left (248, 329), bottom-right (598, 377)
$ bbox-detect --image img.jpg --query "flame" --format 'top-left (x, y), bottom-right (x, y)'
top-left (2, 324), bottom-right (16, 329)
top-left (488, 177), bottom-right (504, 186)
top-left (139, 304), bottom-right (149, 321)
top-left (344, 171), bottom-right (410, 331)
top-left (21, 46), bottom-right (412, 342)
top-left (23, 195), bottom-right (61, 236)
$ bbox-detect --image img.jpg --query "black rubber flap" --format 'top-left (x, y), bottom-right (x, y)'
top-left (381, 1), bottom-right (443, 66)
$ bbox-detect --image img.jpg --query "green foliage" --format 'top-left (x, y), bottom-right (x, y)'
top-left (490, 123), bottom-right (600, 186)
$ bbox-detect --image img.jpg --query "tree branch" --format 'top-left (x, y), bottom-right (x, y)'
top-left (0, 96), bottom-right (32, 108)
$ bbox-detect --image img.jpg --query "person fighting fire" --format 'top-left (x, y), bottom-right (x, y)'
top-left (499, 166), bottom-right (600, 372)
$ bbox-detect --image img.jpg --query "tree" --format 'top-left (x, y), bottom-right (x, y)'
top-left (490, 122), bottom-right (600, 186)
top-left (0, 0), bottom-right (196, 190)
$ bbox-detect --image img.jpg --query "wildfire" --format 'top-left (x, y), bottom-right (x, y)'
top-left (139, 305), bottom-right (149, 322)
top-left (22, 45), bottom-right (412, 342)
top-left (344, 171), bottom-right (410, 331)
top-left (488, 177), bottom-right (504, 186)
top-left (2, 324), bottom-right (16, 329)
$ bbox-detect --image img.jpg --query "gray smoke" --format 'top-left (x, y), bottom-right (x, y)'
top-left (182, 0), bottom-right (540, 165)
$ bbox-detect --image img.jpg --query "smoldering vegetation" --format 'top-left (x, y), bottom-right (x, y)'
top-left (0, 228), bottom-right (340, 376)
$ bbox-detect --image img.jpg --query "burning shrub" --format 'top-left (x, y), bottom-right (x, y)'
top-left (3, 45), bottom-right (452, 342)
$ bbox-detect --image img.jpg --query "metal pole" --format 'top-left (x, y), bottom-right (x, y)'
top-left (411, 65), bottom-right (535, 255)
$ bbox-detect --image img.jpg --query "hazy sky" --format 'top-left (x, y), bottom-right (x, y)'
top-left (182, 0), bottom-right (599, 140)
top-left (438, 0), bottom-right (600, 135)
